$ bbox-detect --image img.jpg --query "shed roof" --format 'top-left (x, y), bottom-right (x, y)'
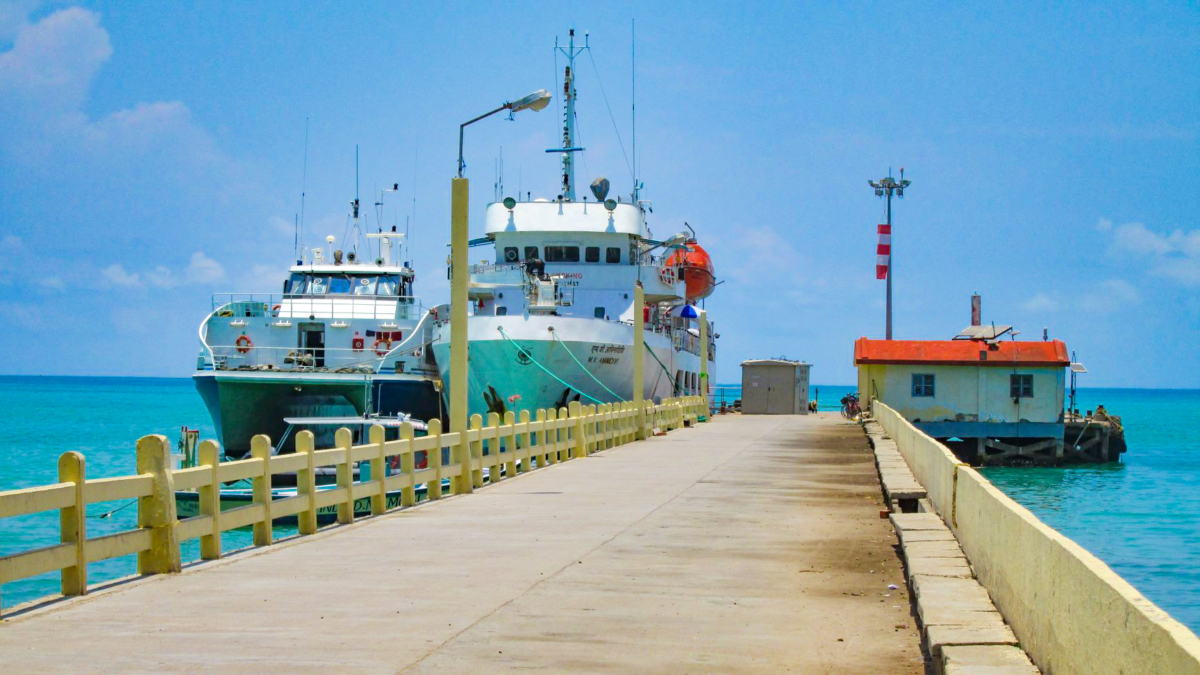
top-left (741, 359), bottom-right (809, 367)
top-left (853, 338), bottom-right (1069, 367)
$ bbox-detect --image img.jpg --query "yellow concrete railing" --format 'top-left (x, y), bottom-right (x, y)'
top-left (0, 396), bottom-right (707, 612)
top-left (871, 399), bottom-right (1200, 674)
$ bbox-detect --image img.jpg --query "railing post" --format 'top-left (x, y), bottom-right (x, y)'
top-left (250, 435), bottom-right (273, 547)
top-left (518, 409), bottom-right (531, 473)
top-left (504, 411), bottom-right (518, 479)
top-left (399, 422), bottom-right (416, 508)
top-left (569, 401), bottom-right (585, 459)
top-left (335, 428), bottom-right (354, 525)
top-left (544, 408), bottom-right (558, 464)
top-left (198, 440), bottom-right (222, 560)
top-left (369, 424), bottom-right (387, 514)
top-left (449, 417), bottom-right (470, 495)
top-left (58, 451), bottom-right (86, 597)
top-left (533, 409), bottom-right (546, 468)
top-left (296, 430), bottom-right (317, 535)
top-left (486, 412), bottom-right (500, 483)
top-left (428, 418), bottom-right (444, 500)
top-left (558, 407), bottom-right (570, 461)
top-left (136, 435), bottom-right (180, 575)
top-left (587, 404), bottom-right (598, 454)
top-left (470, 414), bottom-right (484, 488)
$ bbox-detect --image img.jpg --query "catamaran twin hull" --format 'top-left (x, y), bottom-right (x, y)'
top-left (431, 315), bottom-right (711, 420)
top-left (193, 370), bottom-right (441, 458)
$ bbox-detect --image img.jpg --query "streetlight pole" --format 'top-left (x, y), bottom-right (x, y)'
top-left (868, 169), bottom-right (911, 340)
top-left (451, 89), bottom-right (552, 449)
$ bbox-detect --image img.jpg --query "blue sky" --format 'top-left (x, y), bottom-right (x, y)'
top-left (0, 1), bottom-right (1197, 387)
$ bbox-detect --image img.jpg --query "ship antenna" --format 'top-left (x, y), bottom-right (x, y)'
top-left (298, 117), bottom-right (310, 263)
top-left (554, 28), bottom-right (588, 202)
top-left (352, 144), bottom-right (361, 257)
top-left (631, 18), bottom-right (638, 202)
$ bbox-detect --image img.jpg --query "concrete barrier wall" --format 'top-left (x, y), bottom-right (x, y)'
top-left (872, 401), bottom-right (961, 520)
top-left (872, 400), bottom-right (1200, 674)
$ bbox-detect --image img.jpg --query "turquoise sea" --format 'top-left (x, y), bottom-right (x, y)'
top-left (2, 377), bottom-right (1199, 636)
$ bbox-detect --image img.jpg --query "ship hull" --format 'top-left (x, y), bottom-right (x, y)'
top-left (431, 315), bottom-right (710, 420)
top-left (193, 371), bottom-right (441, 457)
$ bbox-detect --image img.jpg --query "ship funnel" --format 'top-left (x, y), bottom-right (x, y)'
top-left (590, 176), bottom-right (610, 201)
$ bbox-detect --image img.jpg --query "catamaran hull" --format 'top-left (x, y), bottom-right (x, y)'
top-left (431, 315), bottom-right (710, 420)
top-left (193, 371), bottom-right (441, 457)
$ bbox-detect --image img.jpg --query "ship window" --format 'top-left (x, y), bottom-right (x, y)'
top-left (328, 275), bottom-right (352, 294)
top-left (1010, 374), bottom-right (1034, 398)
top-left (307, 275), bottom-right (331, 295)
top-left (287, 273), bottom-right (307, 294)
top-left (585, 246), bottom-right (600, 263)
top-left (524, 246), bottom-right (539, 260)
top-left (606, 247), bottom-right (621, 263)
top-left (544, 246), bottom-right (580, 262)
top-left (375, 275), bottom-right (400, 296)
top-left (503, 247), bottom-right (520, 263)
top-left (496, 306), bottom-right (508, 316)
top-left (912, 374), bottom-right (935, 397)
top-left (594, 307), bottom-right (606, 319)
top-left (351, 276), bottom-right (377, 296)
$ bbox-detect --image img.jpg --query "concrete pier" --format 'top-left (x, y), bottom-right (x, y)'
top-left (0, 415), bottom-right (922, 673)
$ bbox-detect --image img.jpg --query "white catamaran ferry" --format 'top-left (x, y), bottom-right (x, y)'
top-left (430, 29), bottom-right (718, 419)
top-left (194, 202), bottom-right (443, 457)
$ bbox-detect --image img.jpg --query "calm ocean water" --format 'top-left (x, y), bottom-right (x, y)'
top-left (2, 377), bottom-right (1198, 634)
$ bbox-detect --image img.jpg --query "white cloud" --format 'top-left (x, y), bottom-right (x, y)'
top-left (0, 7), bottom-right (111, 117)
top-left (145, 265), bottom-right (177, 288)
top-left (1021, 292), bottom-right (1059, 312)
top-left (101, 263), bottom-right (142, 288)
top-left (1100, 218), bottom-right (1200, 287)
top-left (185, 251), bottom-right (225, 283)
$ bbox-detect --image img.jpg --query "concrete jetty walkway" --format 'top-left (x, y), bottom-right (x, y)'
top-left (1, 414), bottom-right (923, 673)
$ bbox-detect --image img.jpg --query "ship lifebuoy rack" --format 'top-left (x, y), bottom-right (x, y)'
top-left (659, 264), bottom-right (677, 286)
top-left (373, 337), bottom-right (392, 357)
top-left (235, 335), bottom-right (253, 354)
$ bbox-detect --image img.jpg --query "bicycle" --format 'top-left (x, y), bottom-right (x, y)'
top-left (840, 392), bottom-right (862, 420)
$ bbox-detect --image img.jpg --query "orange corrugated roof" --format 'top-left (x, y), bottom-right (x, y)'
top-left (854, 338), bottom-right (1070, 367)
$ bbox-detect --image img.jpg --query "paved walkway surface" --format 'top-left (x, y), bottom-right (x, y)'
top-left (1, 414), bottom-right (923, 674)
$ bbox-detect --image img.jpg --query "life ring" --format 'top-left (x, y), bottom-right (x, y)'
top-left (272, 304), bottom-right (281, 313)
top-left (373, 337), bottom-right (392, 357)
top-left (659, 265), bottom-right (677, 286)
top-left (235, 335), bottom-right (253, 354)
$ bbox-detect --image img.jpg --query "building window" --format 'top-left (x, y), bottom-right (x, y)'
top-left (1011, 374), bottom-right (1033, 398)
top-left (503, 247), bottom-right (520, 263)
top-left (544, 246), bottom-right (580, 262)
top-left (911, 374), bottom-right (935, 397)
top-left (585, 246), bottom-right (600, 262)
top-left (524, 246), bottom-right (539, 260)
top-left (606, 247), bottom-right (621, 263)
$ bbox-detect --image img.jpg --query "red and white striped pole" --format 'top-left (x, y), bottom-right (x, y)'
top-left (869, 169), bottom-right (910, 340)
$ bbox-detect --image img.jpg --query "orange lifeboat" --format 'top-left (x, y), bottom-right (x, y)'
top-left (666, 239), bottom-right (716, 301)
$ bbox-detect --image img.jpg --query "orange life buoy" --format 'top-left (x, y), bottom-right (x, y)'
top-left (272, 304), bottom-right (281, 314)
top-left (235, 335), bottom-right (253, 354)
top-left (373, 337), bottom-right (392, 357)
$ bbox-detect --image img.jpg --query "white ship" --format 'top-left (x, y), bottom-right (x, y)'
top-left (193, 199), bottom-right (443, 457)
top-left (430, 29), bottom-right (717, 419)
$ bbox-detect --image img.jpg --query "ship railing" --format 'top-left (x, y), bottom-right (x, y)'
top-left (204, 344), bottom-right (423, 373)
top-left (210, 294), bottom-right (425, 320)
top-left (0, 396), bottom-right (709, 614)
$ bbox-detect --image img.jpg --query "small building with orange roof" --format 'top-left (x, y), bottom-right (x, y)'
top-left (854, 326), bottom-right (1070, 459)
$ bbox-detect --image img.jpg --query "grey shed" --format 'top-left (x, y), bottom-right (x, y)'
top-left (740, 359), bottom-right (811, 414)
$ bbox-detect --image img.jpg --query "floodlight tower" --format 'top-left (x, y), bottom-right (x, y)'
top-left (868, 168), bottom-right (911, 340)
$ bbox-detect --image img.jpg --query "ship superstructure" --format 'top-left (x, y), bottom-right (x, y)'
top-left (429, 29), bottom-right (717, 419)
top-left (194, 207), bottom-right (443, 457)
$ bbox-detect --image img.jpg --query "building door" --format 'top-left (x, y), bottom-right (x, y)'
top-left (300, 322), bottom-right (325, 367)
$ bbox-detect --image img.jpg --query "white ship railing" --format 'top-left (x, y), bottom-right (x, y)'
top-left (210, 294), bottom-right (425, 320)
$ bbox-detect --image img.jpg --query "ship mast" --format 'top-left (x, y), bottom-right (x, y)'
top-left (555, 29), bottom-right (588, 201)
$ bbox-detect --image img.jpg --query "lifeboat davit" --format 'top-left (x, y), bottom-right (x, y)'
top-left (666, 239), bottom-right (716, 301)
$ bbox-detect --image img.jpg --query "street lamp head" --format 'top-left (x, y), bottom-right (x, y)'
top-left (509, 89), bottom-right (553, 113)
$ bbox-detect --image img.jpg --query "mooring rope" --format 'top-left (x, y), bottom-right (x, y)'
top-left (496, 327), bottom-right (604, 404)
top-left (643, 341), bottom-right (681, 396)
top-left (548, 329), bottom-right (625, 401)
